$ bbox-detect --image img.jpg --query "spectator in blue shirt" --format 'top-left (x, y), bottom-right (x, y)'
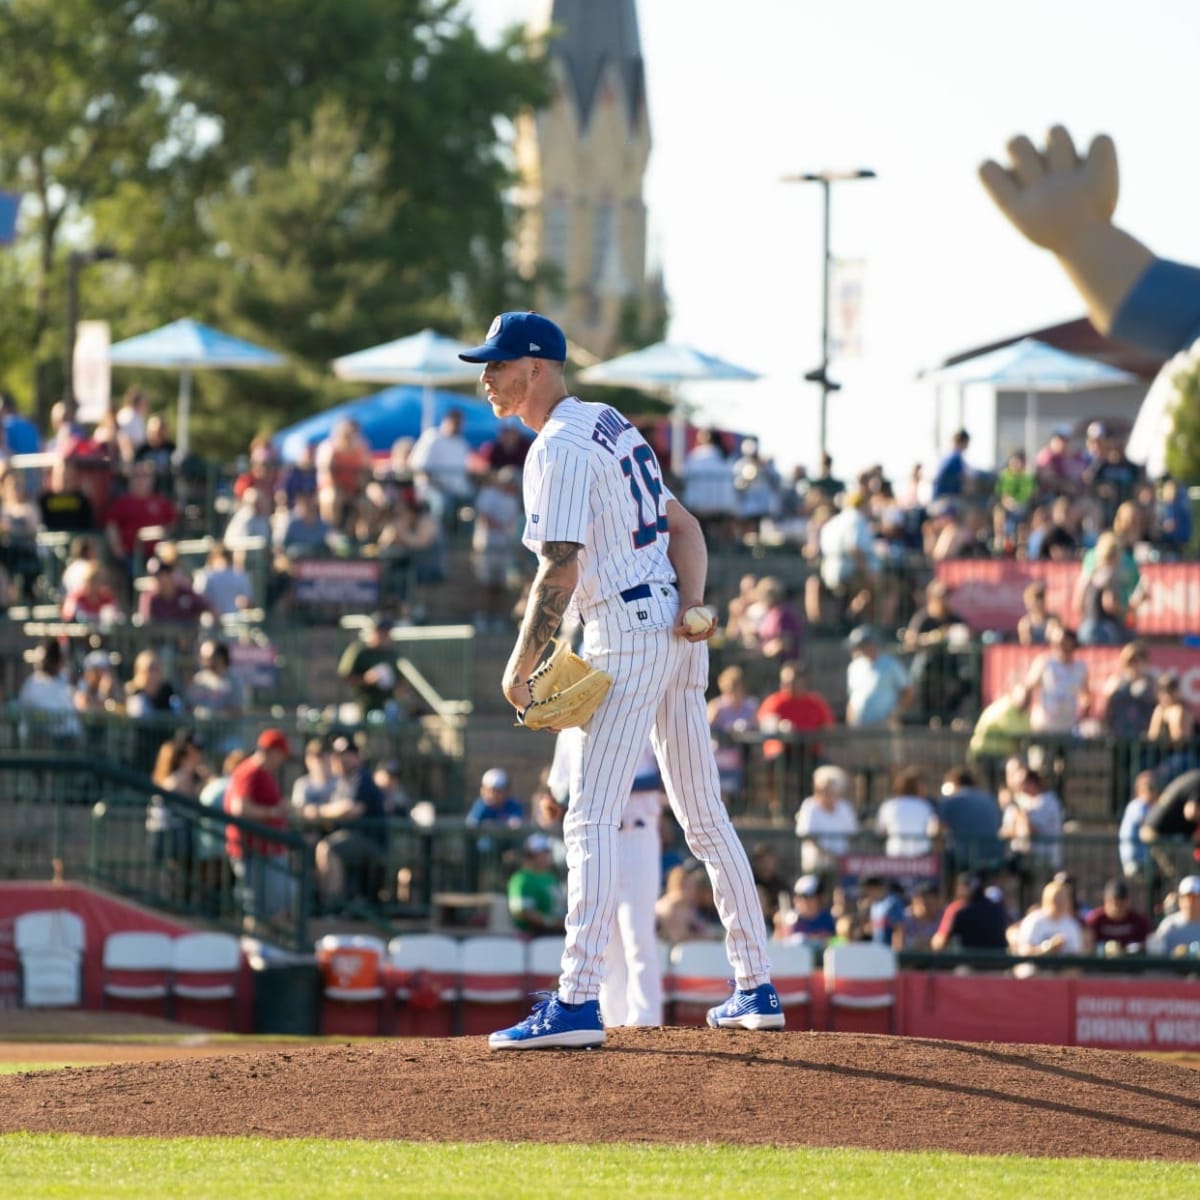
top-left (1154, 475), bottom-right (1192, 558)
top-left (775, 873), bottom-right (836, 945)
top-left (862, 875), bottom-right (907, 948)
top-left (0, 391), bottom-right (41, 457)
top-left (1118, 770), bottom-right (1157, 879)
top-left (845, 625), bottom-right (914, 728)
top-left (933, 766), bottom-right (1004, 875)
top-left (931, 429), bottom-right (972, 500)
top-left (465, 767), bottom-right (524, 828)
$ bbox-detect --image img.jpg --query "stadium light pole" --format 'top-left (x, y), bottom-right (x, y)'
top-left (780, 168), bottom-right (875, 459)
top-left (64, 245), bottom-right (117, 410)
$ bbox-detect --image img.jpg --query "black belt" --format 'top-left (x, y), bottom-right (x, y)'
top-left (620, 584), bottom-right (651, 602)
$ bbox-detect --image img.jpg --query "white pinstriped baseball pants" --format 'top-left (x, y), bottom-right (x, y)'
top-left (558, 590), bottom-right (772, 1005)
top-left (599, 787), bottom-right (664, 1026)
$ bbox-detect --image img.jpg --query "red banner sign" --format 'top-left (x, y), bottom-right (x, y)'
top-left (1075, 987), bottom-right (1200, 1050)
top-left (982, 644), bottom-right (1200, 711)
top-left (937, 560), bottom-right (1200, 636)
top-left (897, 972), bottom-right (1200, 1050)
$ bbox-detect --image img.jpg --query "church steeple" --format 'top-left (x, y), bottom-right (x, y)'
top-left (541, 0), bottom-right (645, 131)
top-left (515, 0), bottom-right (662, 360)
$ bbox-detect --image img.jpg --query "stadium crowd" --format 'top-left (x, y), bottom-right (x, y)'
top-left (1, 386), bottom-right (1198, 958)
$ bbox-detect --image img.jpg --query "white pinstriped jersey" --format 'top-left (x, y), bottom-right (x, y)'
top-left (521, 398), bottom-right (676, 614)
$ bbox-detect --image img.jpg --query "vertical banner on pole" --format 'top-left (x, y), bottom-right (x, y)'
top-left (73, 320), bottom-right (112, 424)
top-left (830, 257), bottom-right (865, 361)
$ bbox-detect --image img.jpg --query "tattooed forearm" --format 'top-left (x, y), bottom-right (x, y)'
top-left (509, 541), bottom-right (580, 680)
top-left (541, 541), bottom-right (581, 570)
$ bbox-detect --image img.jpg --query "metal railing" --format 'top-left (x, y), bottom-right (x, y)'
top-left (714, 724), bottom-right (1200, 823)
top-left (4, 706), bottom-right (466, 820)
top-left (2, 749), bottom-right (1196, 955)
top-left (5, 610), bottom-right (476, 713)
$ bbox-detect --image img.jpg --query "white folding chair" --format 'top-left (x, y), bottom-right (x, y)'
top-left (666, 940), bottom-right (733, 1026)
top-left (525, 935), bottom-right (566, 993)
top-left (459, 935), bottom-right (527, 1036)
top-left (15, 910), bottom-right (86, 1008)
top-left (102, 931), bottom-right (173, 1012)
top-left (823, 943), bottom-right (897, 1032)
top-left (171, 932), bottom-right (242, 1027)
top-left (388, 933), bottom-right (461, 1036)
top-left (771, 940), bottom-right (816, 1027)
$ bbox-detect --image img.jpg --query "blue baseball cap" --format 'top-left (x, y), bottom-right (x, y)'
top-left (458, 312), bottom-right (567, 364)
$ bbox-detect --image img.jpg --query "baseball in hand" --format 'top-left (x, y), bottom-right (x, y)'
top-left (682, 605), bottom-right (716, 636)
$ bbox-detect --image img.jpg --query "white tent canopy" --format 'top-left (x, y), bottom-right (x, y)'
top-left (577, 341), bottom-right (760, 474)
top-left (108, 318), bottom-right (286, 457)
top-left (923, 338), bottom-right (1138, 463)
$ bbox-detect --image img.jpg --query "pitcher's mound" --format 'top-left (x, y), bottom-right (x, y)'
top-left (1, 1029), bottom-right (1198, 1160)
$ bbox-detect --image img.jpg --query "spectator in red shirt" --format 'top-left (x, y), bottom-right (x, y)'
top-left (1083, 878), bottom-right (1153, 954)
top-left (104, 462), bottom-right (178, 594)
top-left (756, 661), bottom-right (835, 820)
top-left (61, 560), bottom-right (122, 624)
top-left (224, 728), bottom-right (296, 924)
top-left (483, 422), bottom-right (530, 472)
top-left (233, 436), bottom-right (282, 500)
top-left (757, 661), bottom-right (835, 750)
top-left (136, 556), bottom-right (213, 626)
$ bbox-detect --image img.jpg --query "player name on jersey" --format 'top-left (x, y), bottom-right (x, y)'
top-left (590, 407), bottom-right (634, 456)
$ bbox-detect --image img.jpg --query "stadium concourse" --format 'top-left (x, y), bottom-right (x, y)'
top-left (0, 1028), bottom-right (1198, 1160)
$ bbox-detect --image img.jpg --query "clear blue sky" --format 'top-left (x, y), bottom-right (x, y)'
top-left (468, 0), bottom-right (1200, 480)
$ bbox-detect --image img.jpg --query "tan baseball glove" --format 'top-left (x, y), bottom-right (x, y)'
top-left (519, 638), bottom-right (613, 731)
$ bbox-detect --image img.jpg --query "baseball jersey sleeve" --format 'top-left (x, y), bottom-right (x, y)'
top-left (523, 441), bottom-right (591, 551)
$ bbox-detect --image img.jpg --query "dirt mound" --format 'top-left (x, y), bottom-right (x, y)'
top-left (2, 1029), bottom-right (1199, 1159)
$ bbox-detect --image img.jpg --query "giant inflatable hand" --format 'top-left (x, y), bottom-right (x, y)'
top-left (980, 127), bottom-right (1120, 254)
top-left (979, 126), bottom-right (1151, 336)
top-left (980, 125), bottom-right (1200, 357)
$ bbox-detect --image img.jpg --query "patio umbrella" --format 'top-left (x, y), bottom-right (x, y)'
top-left (577, 341), bottom-right (760, 474)
top-left (108, 318), bottom-right (286, 457)
top-left (924, 338), bottom-right (1137, 462)
top-left (331, 328), bottom-right (482, 434)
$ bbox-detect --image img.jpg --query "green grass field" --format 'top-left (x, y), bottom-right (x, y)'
top-left (3, 1049), bottom-right (1199, 1197)
top-left (1, 1137), bottom-right (1197, 1199)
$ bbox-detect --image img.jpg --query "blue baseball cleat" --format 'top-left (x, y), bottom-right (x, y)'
top-left (706, 982), bottom-right (786, 1030)
top-left (488, 992), bottom-right (606, 1050)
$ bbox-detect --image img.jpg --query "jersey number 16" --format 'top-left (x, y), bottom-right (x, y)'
top-left (620, 444), bottom-right (668, 549)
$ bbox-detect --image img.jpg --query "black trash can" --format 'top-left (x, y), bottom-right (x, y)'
top-left (249, 949), bottom-right (322, 1035)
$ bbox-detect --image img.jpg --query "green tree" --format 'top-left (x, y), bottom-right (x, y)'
top-left (1166, 357), bottom-right (1200, 485)
top-left (0, 0), bottom-right (549, 450)
top-left (0, 0), bottom-right (173, 409)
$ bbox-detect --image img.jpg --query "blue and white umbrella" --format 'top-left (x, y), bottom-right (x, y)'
top-left (925, 338), bottom-right (1137, 462)
top-left (109, 318), bottom-right (286, 456)
top-left (578, 341), bottom-right (760, 472)
top-left (332, 328), bottom-right (482, 433)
